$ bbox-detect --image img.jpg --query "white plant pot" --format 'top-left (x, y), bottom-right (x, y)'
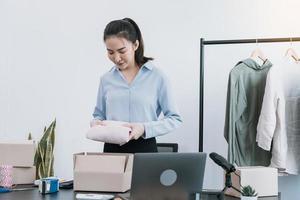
top-left (241, 196), bottom-right (258, 200)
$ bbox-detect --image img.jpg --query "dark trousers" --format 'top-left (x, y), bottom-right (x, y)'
top-left (103, 137), bottom-right (158, 153)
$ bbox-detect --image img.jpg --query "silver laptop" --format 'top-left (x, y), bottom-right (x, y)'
top-left (120, 152), bottom-right (206, 200)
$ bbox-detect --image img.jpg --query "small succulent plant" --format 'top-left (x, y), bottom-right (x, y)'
top-left (241, 185), bottom-right (258, 197)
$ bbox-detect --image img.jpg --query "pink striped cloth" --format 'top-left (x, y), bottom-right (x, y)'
top-left (0, 165), bottom-right (13, 188)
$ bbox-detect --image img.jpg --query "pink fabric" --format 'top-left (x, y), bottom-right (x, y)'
top-left (0, 165), bottom-right (13, 188)
top-left (86, 120), bottom-right (131, 145)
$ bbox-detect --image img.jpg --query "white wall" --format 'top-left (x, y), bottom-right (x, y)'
top-left (1, 0), bottom-right (300, 199)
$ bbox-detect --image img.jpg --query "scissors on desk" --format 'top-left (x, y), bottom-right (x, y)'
top-left (0, 187), bottom-right (36, 193)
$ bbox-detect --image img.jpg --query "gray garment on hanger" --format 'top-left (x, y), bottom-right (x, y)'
top-left (224, 58), bottom-right (272, 166)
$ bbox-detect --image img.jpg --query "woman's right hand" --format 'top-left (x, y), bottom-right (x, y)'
top-left (90, 119), bottom-right (105, 127)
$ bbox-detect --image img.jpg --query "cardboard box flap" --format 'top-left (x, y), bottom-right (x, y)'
top-left (124, 154), bottom-right (133, 172)
top-left (74, 153), bottom-right (134, 173)
top-left (74, 154), bottom-right (127, 173)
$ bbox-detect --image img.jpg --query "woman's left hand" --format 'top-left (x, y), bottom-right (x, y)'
top-left (123, 123), bottom-right (145, 140)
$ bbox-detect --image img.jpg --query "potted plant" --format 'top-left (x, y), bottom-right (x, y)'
top-left (241, 185), bottom-right (258, 200)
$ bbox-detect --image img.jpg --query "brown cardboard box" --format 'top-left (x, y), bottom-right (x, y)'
top-left (225, 166), bottom-right (278, 197)
top-left (73, 152), bottom-right (133, 192)
top-left (0, 140), bottom-right (35, 167)
top-left (12, 166), bottom-right (36, 184)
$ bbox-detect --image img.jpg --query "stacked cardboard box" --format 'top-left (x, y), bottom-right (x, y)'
top-left (73, 152), bottom-right (133, 192)
top-left (0, 140), bottom-right (36, 184)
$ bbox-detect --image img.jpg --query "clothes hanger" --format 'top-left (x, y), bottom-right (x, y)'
top-left (285, 38), bottom-right (299, 62)
top-left (250, 39), bottom-right (267, 65)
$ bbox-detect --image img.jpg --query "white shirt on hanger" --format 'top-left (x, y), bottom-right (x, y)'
top-left (256, 58), bottom-right (300, 174)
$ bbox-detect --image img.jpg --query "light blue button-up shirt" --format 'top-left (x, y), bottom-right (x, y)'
top-left (93, 61), bottom-right (182, 139)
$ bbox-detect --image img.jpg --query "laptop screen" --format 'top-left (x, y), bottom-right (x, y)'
top-left (129, 153), bottom-right (207, 200)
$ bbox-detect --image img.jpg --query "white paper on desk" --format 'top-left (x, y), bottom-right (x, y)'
top-left (76, 193), bottom-right (115, 200)
top-left (86, 120), bottom-right (131, 145)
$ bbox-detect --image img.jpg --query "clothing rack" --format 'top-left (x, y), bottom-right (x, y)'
top-left (199, 37), bottom-right (300, 152)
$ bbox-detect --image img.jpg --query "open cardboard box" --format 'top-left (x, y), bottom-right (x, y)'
top-left (0, 140), bottom-right (35, 167)
top-left (73, 152), bottom-right (133, 192)
top-left (225, 166), bottom-right (278, 197)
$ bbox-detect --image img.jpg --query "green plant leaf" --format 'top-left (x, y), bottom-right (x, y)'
top-left (34, 119), bottom-right (56, 179)
top-left (241, 185), bottom-right (258, 197)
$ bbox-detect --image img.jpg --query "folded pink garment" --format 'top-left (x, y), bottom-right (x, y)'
top-left (86, 120), bottom-right (131, 145)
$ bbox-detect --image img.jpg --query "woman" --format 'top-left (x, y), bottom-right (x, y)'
top-left (91, 18), bottom-right (182, 153)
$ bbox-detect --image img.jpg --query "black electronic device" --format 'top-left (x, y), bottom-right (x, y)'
top-left (130, 153), bottom-right (206, 200)
top-left (59, 180), bottom-right (73, 189)
top-left (209, 152), bottom-right (241, 200)
top-left (209, 152), bottom-right (236, 173)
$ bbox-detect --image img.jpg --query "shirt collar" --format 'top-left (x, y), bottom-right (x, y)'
top-left (141, 61), bottom-right (153, 70)
top-left (110, 61), bottom-right (153, 72)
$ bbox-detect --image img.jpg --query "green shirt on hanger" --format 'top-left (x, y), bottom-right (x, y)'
top-left (224, 58), bottom-right (272, 166)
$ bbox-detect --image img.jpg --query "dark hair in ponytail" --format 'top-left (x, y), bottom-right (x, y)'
top-left (103, 18), bottom-right (153, 66)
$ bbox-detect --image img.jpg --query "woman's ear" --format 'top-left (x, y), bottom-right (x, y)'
top-left (133, 40), bottom-right (139, 51)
